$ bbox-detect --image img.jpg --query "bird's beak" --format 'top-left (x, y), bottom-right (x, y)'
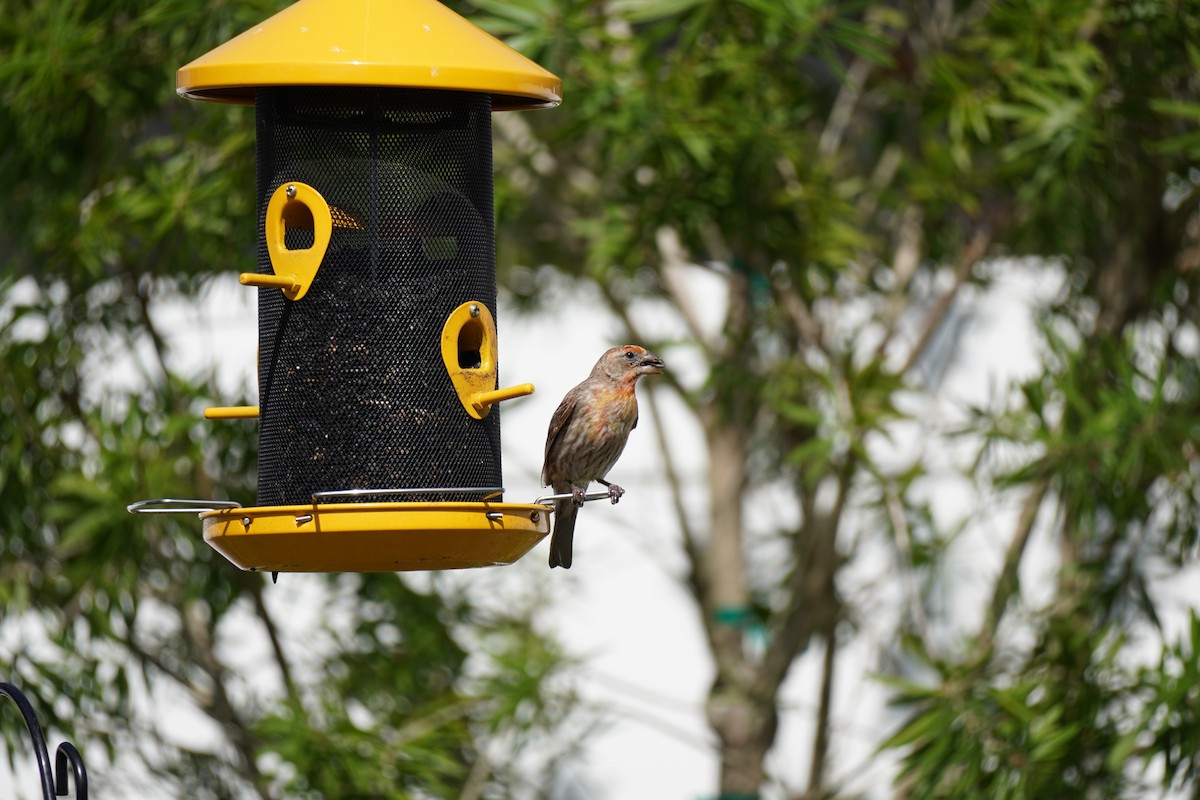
top-left (640, 352), bottom-right (665, 374)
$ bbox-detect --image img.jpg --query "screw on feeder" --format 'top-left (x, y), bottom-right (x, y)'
top-left (469, 303), bottom-right (480, 317)
top-left (285, 184), bottom-right (297, 199)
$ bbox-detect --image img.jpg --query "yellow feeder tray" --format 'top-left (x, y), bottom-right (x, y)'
top-left (129, 490), bottom-right (552, 573)
top-left (200, 501), bottom-right (549, 573)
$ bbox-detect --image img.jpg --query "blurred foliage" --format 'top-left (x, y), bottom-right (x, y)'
top-left (0, 1), bottom-right (579, 797)
top-left (3, 0), bottom-right (1200, 797)
top-left (883, 620), bottom-right (1131, 798)
top-left (466, 0), bottom-right (1200, 796)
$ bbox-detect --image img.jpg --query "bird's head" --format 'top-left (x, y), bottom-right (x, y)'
top-left (597, 345), bottom-right (666, 380)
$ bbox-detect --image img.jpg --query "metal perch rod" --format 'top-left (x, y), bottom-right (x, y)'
top-left (533, 490), bottom-right (615, 505)
top-left (126, 498), bottom-right (242, 515)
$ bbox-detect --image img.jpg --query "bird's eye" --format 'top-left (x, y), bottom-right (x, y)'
top-left (625, 351), bottom-right (636, 360)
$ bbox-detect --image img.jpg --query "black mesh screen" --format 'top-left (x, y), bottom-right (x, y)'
top-left (254, 87), bottom-right (500, 505)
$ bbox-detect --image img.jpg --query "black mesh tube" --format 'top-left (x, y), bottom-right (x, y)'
top-left (254, 87), bottom-right (499, 505)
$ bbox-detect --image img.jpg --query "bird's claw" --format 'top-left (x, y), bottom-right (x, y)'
top-left (571, 486), bottom-right (588, 506)
top-left (607, 483), bottom-right (625, 505)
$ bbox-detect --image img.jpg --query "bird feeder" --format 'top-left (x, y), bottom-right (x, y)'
top-left (130, 0), bottom-right (560, 573)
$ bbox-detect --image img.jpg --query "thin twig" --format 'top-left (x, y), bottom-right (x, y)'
top-left (856, 144), bottom-right (903, 220)
top-left (805, 625), bottom-right (838, 799)
top-left (581, 698), bottom-right (717, 752)
top-left (819, 59), bottom-right (873, 159)
top-left (125, 636), bottom-right (202, 704)
top-left (239, 572), bottom-right (300, 707)
top-left (656, 225), bottom-right (716, 356)
top-left (885, 487), bottom-right (932, 645)
top-left (595, 279), bottom-right (692, 401)
top-left (130, 270), bottom-right (171, 384)
top-left (900, 227), bottom-right (991, 375)
top-left (968, 477), bottom-right (1051, 669)
top-left (180, 600), bottom-right (270, 799)
top-left (457, 748), bottom-right (491, 800)
top-left (760, 457), bottom-right (854, 694)
top-left (393, 700), bottom-right (475, 749)
top-left (775, 274), bottom-right (827, 355)
top-left (643, 383), bottom-right (710, 614)
top-left (873, 205), bottom-right (925, 360)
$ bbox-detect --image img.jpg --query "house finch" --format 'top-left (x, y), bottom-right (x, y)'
top-left (542, 345), bottom-right (665, 568)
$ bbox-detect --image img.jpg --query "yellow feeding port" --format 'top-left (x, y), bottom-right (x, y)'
top-left (238, 181), bottom-right (333, 301)
top-left (176, 0), bottom-right (561, 109)
top-left (441, 301), bottom-right (535, 419)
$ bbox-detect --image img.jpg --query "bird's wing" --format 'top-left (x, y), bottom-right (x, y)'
top-left (541, 390), bottom-right (579, 486)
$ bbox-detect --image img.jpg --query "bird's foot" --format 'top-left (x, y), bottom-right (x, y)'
top-left (570, 485), bottom-right (588, 506)
top-left (601, 481), bottom-right (625, 505)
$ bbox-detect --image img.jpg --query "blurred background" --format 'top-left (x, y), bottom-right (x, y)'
top-left (2, 0), bottom-right (1200, 798)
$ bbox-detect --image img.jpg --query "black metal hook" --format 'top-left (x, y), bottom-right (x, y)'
top-left (0, 682), bottom-right (89, 799)
top-left (55, 742), bottom-right (88, 800)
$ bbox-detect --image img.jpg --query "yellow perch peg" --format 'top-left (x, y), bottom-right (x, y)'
top-left (239, 273), bottom-right (298, 292)
top-left (205, 406), bottom-right (261, 420)
top-left (470, 383), bottom-right (535, 415)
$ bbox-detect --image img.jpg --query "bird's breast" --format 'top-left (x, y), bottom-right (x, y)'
top-left (589, 390), bottom-right (637, 438)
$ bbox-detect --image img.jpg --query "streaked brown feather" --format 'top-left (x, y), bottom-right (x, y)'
top-left (541, 389), bottom-right (579, 486)
top-left (541, 345), bottom-right (664, 568)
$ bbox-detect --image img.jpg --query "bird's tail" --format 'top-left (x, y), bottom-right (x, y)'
top-left (549, 497), bottom-right (578, 569)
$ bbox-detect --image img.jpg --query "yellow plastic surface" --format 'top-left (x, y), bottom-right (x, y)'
top-left (239, 273), bottom-right (298, 292)
top-left (176, 0), bottom-right (561, 110)
top-left (442, 301), bottom-right (495, 418)
top-left (201, 501), bottom-right (550, 572)
top-left (204, 406), bottom-right (261, 420)
top-left (469, 383), bottom-right (535, 415)
top-left (256, 182), bottom-right (332, 301)
top-left (439, 301), bottom-right (533, 419)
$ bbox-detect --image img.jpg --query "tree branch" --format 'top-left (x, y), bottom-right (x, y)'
top-left (900, 227), bottom-right (991, 375)
top-left (704, 269), bottom-right (755, 681)
top-left (238, 571), bottom-right (300, 707)
top-left (873, 205), bottom-right (926, 360)
top-left (818, 59), bottom-right (873, 159)
top-left (655, 225), bottom-right (717, 356)
top-left (967, 477), bottom-right (1051, 670)
top-left (886, 486), bottom-right (932, 645)
top-left (804, 625), bottom-right (838, 800)
top-left (181, 600), bottom-right (270, 799)
top-left (759, 456), bottom-right (854, 695)
top-left (128, 268), bottom-right (171, 385)
top-left (643, 382), bottom-right (710, 621)
top-left (856, 143), bottom-right (903, 221)
top-left (774, 271), bottom-right (827, 356)
top-left (458, 747), bottom-right (491, 800)
top-left (595, 278), bottom-right (693, 401)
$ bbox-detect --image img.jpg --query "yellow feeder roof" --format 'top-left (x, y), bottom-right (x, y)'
top-left (177, 0), bottom-right (561, 110)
